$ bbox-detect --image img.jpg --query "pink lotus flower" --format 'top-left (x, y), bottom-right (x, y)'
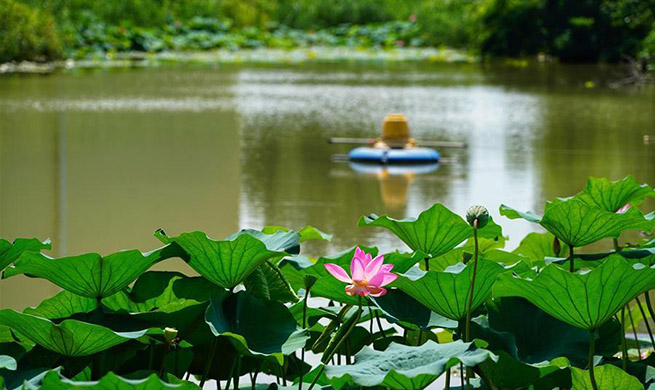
top-left (324, 247), bottom-right (397, 297)
top-left (616, 204), bottom-right (630, 214)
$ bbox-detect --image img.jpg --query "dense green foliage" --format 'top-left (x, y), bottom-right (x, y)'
top-left (0, 0), bottom-right (61, 62)
top-left (0, 176), bottom-right (654, 389)
top-left (1, 0), bottom-right (654, 65)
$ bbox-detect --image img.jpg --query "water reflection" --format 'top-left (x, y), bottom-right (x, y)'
top-left (0, 62), bottom-right (654, 308)
top-left (348, 162), bottom-right (440, 212)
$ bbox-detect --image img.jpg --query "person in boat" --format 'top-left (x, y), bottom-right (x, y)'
top-left (372, 114), bottom-right (418, 149)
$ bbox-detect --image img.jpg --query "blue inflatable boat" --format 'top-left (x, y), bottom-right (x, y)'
top-left (348, 147), bottom-right (440, 164)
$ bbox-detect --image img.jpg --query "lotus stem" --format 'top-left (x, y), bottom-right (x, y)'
top-left (148, 341), bottom-right (155, 371)
top-left (569, 244), bottom-right (575, 272)
top-left (417, 329), bottom-right (423, 345)
top-left (465, 225), bottom-right (479, 343)
top-left (424, 257), bottom-right (430, 271)
top-left (589, 330), bottom-right (598, 390)
top-left (628, 302), bottom-right (642, 358)
top-left (636, 296), bottom-right (655, 347)
top-left (645, 292), bottom-right (655, 323)
top-left (459, 362), bottom-right (465, 388)
top-left (299, 285), bottom-right (312, 390)
top-left (199, 338), bottom-right (220, 388)
top-left (282, 360), bottom-right (288, 386)
top-left (464, 222), bottom-right (480, 390)
top-left (307, 365), bottom-right (325, 390)
top-left (346, 338), bottom-right (352, 365)
top-left (158, 343), bottom-right (170, 378)
top-left (445, 368), bottom-right (451, 390)
top-left (367, 300), bottom-right (373, 334)
top-left (620, 309), bottom-right (628, 370)
top-left (233, 355), bottom-right (241, 390)
top-left (373, 306), bottom-right (388, 342)
top-left (613, 238), bottom-right (621, 252)
top-left (250, 360), bottom-right (261, 390)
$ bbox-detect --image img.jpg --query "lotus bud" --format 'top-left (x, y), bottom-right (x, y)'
top-left (303, 274), bottom-right (318, 292)
top-left (164, 327), bottom-right (178, 344)
top-left (466, 205), bottom-right (489, 229)
top-left (553, 237), bottom-right (561, 257)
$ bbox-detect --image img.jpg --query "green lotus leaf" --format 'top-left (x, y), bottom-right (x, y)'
top-left (2, 367), bottom-right (55, 390)
top-left (205, 291), bottom-right (308, 364)
top-left (383, 251), bottom-right (427, 273)
top-left (576, 176), bottom-right (655, 212)
top-left (571, 364), bottom-right (643, 390)
top-left (161, 232), bottom-right (286, 290)
top-left (98, 272), bottom-right (225, 344)
top-left (262, 225), bottom-right (333, 243)
top-left (24, 290), bottom-right (97, 320)
top-left (358, 204), bottom-right (502, 258)
top-left (37, 370), bottom-right (201, 389)
top-left (0, 310), bottom-right (148, 356)
top-left (513, 232), bottom-right (569, 265)
top-left (4, 244), bottom-right (180, 298)
top-left (394, 259), bottom-right (505, 321)
top-left (494, 256), bottom-right (655, 330)
top-left (0, 355), bottom-right (16, 371)
top-left (0, 238), bottom-right (51, 272)
top-left (477, 351), bottom-right (571, 390)
top-left (244, 261), bottom-right (299, 303)
top-left (498, 205), bottom-right (542, 223)
top-left (501, 198), bottom-right (654, 247)
top-left (226, 229), bottom-right (300, 254)
top-left (428, 237), bottom-right (508, 270)
top-left (486, 297), bottom-right (620, 367)
top-left (325, 340), bottom-right (497, 390)
top-left (289, 301), bottom-right (336, 327)
top-left (103, 271), bottom-right (222, 313)
top-left (372, 289), bottom-right (458, 330)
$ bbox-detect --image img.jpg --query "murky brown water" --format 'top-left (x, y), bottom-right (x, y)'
top-left (1, 62), bottom-right (654, 309)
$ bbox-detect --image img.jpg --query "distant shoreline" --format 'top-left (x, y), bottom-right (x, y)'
top-left (0, 47), bottom-right (475, 74)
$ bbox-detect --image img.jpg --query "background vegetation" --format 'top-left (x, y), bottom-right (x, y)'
top-left (1, 0), bottom-right (654, 66)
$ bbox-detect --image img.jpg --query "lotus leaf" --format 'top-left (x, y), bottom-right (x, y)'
top-left (576, 176), bottom-right (655, 212)
top-left (394, 259), bottom-right (505, 321)
top-left (0, 310), bottom-right (148, 356)
top-left (37, 370), bottom-right (201, 389)
top-left (325, 340), bottom-right (497, 390)
top-left (571, 364), bottom-right (643, 390)
top-left (160, 232), bottom-right (285, 290)
top-left (494, 257), bottom-right (655, 330)
top-left (244, 261), bottom-right (299, 303)
top-left (261, 225), bottom-right (333, 243)
top-left (501, 198), bottom-right (654, 247)
top-left (205, 291), bottom-right (308, 364)
top-left (0, 238), bottom-right (50, 272)
top-left (358, 203), bottom-right (503, 258)
top-left (5, 245), bottom-right (180, 298)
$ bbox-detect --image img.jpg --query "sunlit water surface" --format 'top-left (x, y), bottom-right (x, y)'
top-left (1, 62), bottom-right (654, 313)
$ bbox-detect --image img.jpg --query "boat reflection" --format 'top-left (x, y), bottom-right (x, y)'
top-left (348, 162), bottom-right (439, 208)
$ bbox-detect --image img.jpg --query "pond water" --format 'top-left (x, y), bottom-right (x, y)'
top-left (1, 61), bottom-right (654, 309)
